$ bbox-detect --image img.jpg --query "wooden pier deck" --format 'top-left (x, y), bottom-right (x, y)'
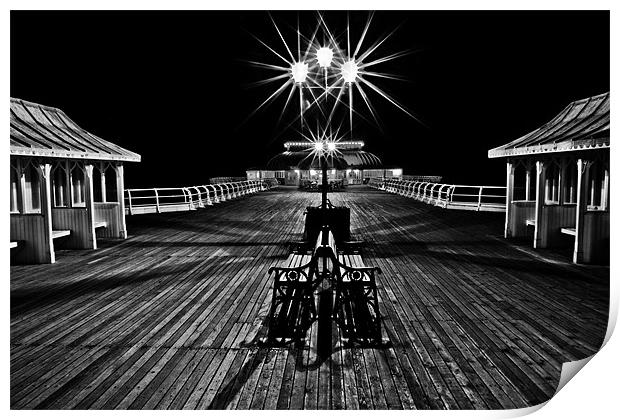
top-left (10, 186), bottom-right (609, 410)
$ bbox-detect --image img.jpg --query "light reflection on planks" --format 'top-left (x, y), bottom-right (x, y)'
top-left (11, 186), bottom-right (608, 409)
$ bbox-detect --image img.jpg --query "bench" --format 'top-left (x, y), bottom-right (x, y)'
top-left (10, 241), bottom-right (19, 249)
top-left (52, 230), bottom-right (71, 240)
top-left (525, 219), bottom-right (536, 227)
top-left (94, 221), bottom-right (108, 229)
top-left (560, 227), bottom-right (576, 236)
top-left (333, 246), bottom-right (383, 344)
top-left (266, 235), bottom-right (323, 343)
top-left (267, 225), bottom-right (383, 345)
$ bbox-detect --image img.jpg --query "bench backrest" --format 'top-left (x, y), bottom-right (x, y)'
top-left (314, 226), bottom-right (337, 257)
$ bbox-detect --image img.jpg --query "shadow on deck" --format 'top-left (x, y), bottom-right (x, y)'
top-left (10, 186), bottom-right (609, 410)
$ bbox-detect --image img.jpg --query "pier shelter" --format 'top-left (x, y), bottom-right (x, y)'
top-left (10, 98), bottom-right (141, 264)
top-left (246, 140), bottom-right (402, 186)
top-left (489, 92), bottom-right (609, 264)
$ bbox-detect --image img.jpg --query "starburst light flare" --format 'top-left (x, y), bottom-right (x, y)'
top-left (316, 47), bottom-right (334, 68)
top-left (246, 12), bottom-right (423, 144)
top-left (340, 59), bottom-right (359, 84)
top-left (291, 61), bottom-right (309, 84)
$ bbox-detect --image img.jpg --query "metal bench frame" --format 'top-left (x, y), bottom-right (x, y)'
top-left (267, 226), bottom-right (382, 345)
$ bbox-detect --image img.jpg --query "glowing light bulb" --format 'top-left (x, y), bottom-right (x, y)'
top-left (316, 47), bottom-right (334, 68)
top-left (291, 61), bottom-right (309, 84)
top-left (314, 142), bottom-right (325, 151)
top-left (327, 142), bottom-right (336, 151)
top-left (341, 59), bottom-right (358, 84)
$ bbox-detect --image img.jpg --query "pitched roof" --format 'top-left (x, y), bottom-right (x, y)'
top-left (265, 140), bottom-right (383, 170)
top-left (488, 92), bottom-right (609, 158)
top-left (284, 140), bottom-right (366, 151)
top-left (10, 98), bottom-right (141, 162)
top-left (266, 149), bottom-right (383, 170)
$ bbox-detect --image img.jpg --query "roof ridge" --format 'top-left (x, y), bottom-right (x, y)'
top-left (488, 92), bottom-right (610, 158)
top-left (10, 97), bottom-right (141, 162)
top-left (569, 91), bottom-right (609, 105)
top-left (10, 97), bottom-right (64, 114)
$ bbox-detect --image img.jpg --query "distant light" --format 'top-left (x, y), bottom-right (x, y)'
top-left (316, 47), bottom-right (334, 68)
top-left (327, 142), bottom-right (336, 151)
top-left (314, 142), bottom-right (325, 151)
top-left (291, 61), bottom-right (309, 84)
top-left (341, 59), bottom-right (359, 84)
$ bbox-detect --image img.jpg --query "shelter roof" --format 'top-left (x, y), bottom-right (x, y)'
top-left (10, 98), bottom-right (141, 162)
top-left (283, 140), bottom-right (365, 151)
top-left (266, 149), bottom-right (382, 170)
top-left (488, 92), bottom-right (609, 158)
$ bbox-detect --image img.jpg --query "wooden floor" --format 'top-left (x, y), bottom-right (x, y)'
top-left (10, 186), bottom-right (609, 410)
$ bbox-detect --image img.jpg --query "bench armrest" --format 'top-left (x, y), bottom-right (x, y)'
top-left (335, 259), bottom-right (382, 275)
top-left (268, 259), bottom-right (316, 283)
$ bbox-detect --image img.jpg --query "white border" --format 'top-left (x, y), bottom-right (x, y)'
top-left (3, 2), bottom-right (616, 420)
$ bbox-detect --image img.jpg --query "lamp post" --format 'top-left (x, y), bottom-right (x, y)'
top-left (315, 46), bottom-right (336, 211)
top-left (291, 60), bottom-right (308, 133)
top-left (316, 46), bottom-right (333, 91)
top-left (314, 140), bottom-right (337, 210)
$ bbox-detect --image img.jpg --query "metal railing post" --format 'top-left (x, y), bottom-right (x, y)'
top-left (181, 188), bottom-right (190, 210)
top-left (154, 189), bottom-right (160, 213)
top-left (127, 190), bottom-right (133, 215)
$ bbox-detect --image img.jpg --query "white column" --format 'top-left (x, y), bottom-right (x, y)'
top-left (16, 160), bottom-right (25, 213)
top-left (573, 159), bottom-right (590, 263)
top-left (504, 160), bottom-right (515, 238)
top-left (525, 163), bottom-right (532, 201)
top-left (116, 163), bottom-right (128, 239)
top-left (100, 163), bottom-right (107, 202)
top-left (37, 163), bottom-right (55, 263)
top-left (533, 160), bottom-right (546, 248)
top-left (84, 164), bottom-right (97, 249)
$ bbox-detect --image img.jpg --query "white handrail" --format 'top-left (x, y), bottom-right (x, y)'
top-left (124, 179), bottom-right (277, 215)
top-left (369, 177), bottom-right (506, 212)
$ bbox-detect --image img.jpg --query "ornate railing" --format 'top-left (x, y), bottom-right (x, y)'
top-left (369, 178), bottom-right (506, 212)
top-left (209, 176), bottom-right (247, 184)
top-left (401, 174), bottom-right (443, 182)
top-left (124, 179), bottom-right (276, 215)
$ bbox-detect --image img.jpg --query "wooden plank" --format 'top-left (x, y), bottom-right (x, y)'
top-left (561, 227), bottom-right (576, 236)
top-left (10, 186), bottom-right (608, 410)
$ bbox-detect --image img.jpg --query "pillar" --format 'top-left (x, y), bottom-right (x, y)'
top-left (36, 162), bottom-right (55, 263)
top-left (100, 163), bottom-right (107, 202)
top-left (525, 163), bottom-right (532, 201)
top-left (533, 160), bottom-right (546, 248)
top-left (84, 164), bottom-right (97, 249)
top-left (504, 160), bottom-right (515, 238)
top-left (573, 159), bottom-right (590, 263)
top-left (116, 163), bottom-right (128, 239)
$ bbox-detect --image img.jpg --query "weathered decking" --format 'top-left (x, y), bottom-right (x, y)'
top-left (10, 186), bottom-right (609, 410)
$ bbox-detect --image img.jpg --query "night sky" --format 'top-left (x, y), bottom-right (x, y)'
top-left (10, 10), bottom-right (609, 188)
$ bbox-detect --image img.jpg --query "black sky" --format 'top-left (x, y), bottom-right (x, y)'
top-left (10, 10), bottom-right (609, 188)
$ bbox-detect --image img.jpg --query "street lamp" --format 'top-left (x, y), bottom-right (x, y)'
top-left (316, 46), bottom-right (333, 91)
top-left (316, 47), bottom-right (334, 68)
top-left (312, 140), bottom-right (339, 210)
top-left (340, 59), bottom-right (359, 84)
top-left (291, 61), bottom-right (309, 84)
